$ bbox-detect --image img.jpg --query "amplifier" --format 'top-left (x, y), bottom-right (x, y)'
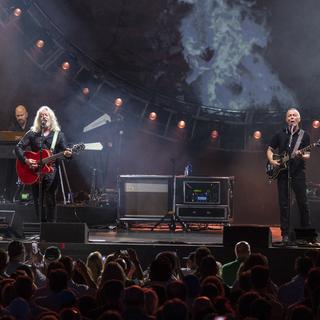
top-left (176, 205), bottom-right (229, 222)
top-left (174, 176), bottom-right (234, 222)
top-left (118, 175), bottom-right (173, 221)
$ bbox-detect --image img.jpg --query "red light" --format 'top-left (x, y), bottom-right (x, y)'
top-left (149, 112), bottom-right (157, 121)
top-left (177, 120), bottom-right (186, 129)
top-left (82, 87), bottom-right (90, 96)
top-left (114, 98), bottom-right (123, 107)
top-left (61, 61), bottom-right (70, 71)
top-left (312, 120), bottom-right (320, 129)
top-left (13, 8), bottom-right (22, 17)
top-left (211, 130), bottom-right (219, 139)
top-left (36, 40), bottom-right (45, 48)
top-left (253, 130), bottom-right (262, 140)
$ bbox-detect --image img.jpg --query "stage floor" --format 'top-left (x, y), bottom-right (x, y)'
top-left (88, 225), bottom-right (283, 244)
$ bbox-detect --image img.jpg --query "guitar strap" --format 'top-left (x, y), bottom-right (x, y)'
top-left (50, 130), bottom-right (59, 153)
top-left (291, 129), bottom-right (304, 156)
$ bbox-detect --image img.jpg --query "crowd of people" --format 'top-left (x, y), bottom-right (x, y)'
top-left (0, 240), bottom-right (319, 320)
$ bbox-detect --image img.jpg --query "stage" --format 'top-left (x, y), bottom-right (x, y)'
top-left (0, 202), bottom-right (319, 286)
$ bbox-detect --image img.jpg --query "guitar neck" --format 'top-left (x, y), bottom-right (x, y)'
top-left (282, 142), bottom-right (316, 162)
top-left (42, 151), bottom-right (64, 164)
top-left (300, 143), bottom-right (316, 153)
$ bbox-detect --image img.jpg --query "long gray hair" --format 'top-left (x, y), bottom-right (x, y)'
top-left (31, 106), bottom-right (61, 133)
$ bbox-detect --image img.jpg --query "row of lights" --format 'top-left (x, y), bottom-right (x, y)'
top-left (148, 112), bottom-right (320, 139)
top-left (13, 8), bottom-right (123, 103)
top-left (13, 8), bottom-right (74, 73)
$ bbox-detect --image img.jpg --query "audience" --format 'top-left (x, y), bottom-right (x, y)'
top-left (278, 255), bottom-right (314, 306)
top-left (0, 238), bottom-right (318, 319)
top-left (222, 240), bottom-right (251, 287)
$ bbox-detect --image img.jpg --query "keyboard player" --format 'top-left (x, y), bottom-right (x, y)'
top-left (0, 105), bottom-right (30, 202)
top-left (9, 105), bottom-right (30, 132)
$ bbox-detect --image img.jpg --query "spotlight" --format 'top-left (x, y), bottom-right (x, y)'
top-left (13, 8), bottom-right (22, 17)
top-left (149, 112), bottom-right (157, 121)
top-left (253, 130), bottom-right (262, 140)
top-left (312, 120), bottom-right (320, 129)
top-left (35, 40), bottom-right (45, 48)
top-left (210, 130), bottom-right (219, 139)
top-left (82, 87), bottom-right (90, 96)
top-left (177, 120), bottom-right (186, 129)
top-left (61, 61), bottom-right (70, 71)
top-left (114, 97), bottom-right (123, 107)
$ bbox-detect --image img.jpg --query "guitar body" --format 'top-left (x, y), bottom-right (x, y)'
top-left (266, 139), bottom-right (319, 180)
top-left (16, 149), bottom-right (54, 185)
top-left (265, 152), bottom-right (288, 180)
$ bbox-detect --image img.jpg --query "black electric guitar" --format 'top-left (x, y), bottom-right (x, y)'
top-left (266, 139), bottom-right (320, 180)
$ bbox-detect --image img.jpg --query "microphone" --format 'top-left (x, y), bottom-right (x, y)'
top-left (289, 124), bottom-right (296, 134)
top-left (41, 120), bottom-right (47, 128)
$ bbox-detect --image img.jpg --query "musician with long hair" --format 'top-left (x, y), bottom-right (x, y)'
top-left (15, 106), bottom-right (72, 222)
top-left (266, 108), bottom-right (311, 243)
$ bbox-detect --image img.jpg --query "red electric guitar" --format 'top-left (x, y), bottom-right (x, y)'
top-left (16, 143), bottom-right (85, 185)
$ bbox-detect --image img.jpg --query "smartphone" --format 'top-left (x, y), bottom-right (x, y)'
top-left (120, 250), bottom-right (128, 255)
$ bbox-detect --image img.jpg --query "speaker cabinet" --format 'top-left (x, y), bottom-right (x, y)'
top-left (223, 225), bottom-right (271, 248)
top-left (294, 228), bottom-right (318, 242)
top-left (40, 223), bottom-right (88, 243)
top-left (118, 175), bottom-right (173, 221)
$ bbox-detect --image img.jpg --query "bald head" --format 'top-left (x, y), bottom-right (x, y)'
top-left (15, 105), bottom-right (28, 129)
top-left (235, 241), bottom-right (251, 259)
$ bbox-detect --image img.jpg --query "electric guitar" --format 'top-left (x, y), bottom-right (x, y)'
top-left (266, 140), bottom-right (320, 180)
top-left (16, 143), bottom-right (85, 185)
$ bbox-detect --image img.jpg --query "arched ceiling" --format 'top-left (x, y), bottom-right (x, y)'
top-left (36, 0), bottom-right (193, 100)
top-left (34, 0), bottom-right (320, 118)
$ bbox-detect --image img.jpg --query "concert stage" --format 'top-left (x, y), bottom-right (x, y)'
top-left (0, 202), bottom-right (319, 287)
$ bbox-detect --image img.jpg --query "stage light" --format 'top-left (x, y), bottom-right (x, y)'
top-left (149, 112), bottom-right (157, 121)
top-left (61, 61), bottom-right (70, 71)
top-left (35, 39), bottom-right (45, 48)
top-left (253, 130), bottom-right (262, 140)
top-left (13, 8), bottom-right (22, 17)
top-left (114, 97), bottom-right (123, 107)
top-left (82, 87), bottom-right (90, 96)
top-left (312, 120), bottom-right (320, 129)
top-left (210, 130), bottom-right (219, 139)
top-left (177, 120), bottom-right (186, 129)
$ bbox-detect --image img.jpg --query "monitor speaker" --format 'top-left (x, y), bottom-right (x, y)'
top-left (40, 222), bottom-right (88, 243)
top-left (294, 228), bottom-right (318, 243)
top-left (223, 225), bottom-right (271, 248)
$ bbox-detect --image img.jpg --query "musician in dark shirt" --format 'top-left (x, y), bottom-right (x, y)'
top-left (9, 105), bottom-right (31, 132)
top-left (266, 108), bottom-right (311, 243)
top-left (1, 105), bottom-right (31, 202)
top-left (15, 106), bottom-right (72, 222)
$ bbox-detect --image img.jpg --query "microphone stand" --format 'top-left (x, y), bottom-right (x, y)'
top-left (38, 125), bottom-right (45, 223)
top-left (287, 126), bottom-right (294, 242)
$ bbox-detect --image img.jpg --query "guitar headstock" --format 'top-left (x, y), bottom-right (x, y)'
top-left (72, 143), bottom-right (85, 154)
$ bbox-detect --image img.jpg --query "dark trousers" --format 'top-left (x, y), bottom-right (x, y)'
top-left (32, 170), bottom-right (59, 222)
top-left (277, 173), bottom-right (311, 237)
